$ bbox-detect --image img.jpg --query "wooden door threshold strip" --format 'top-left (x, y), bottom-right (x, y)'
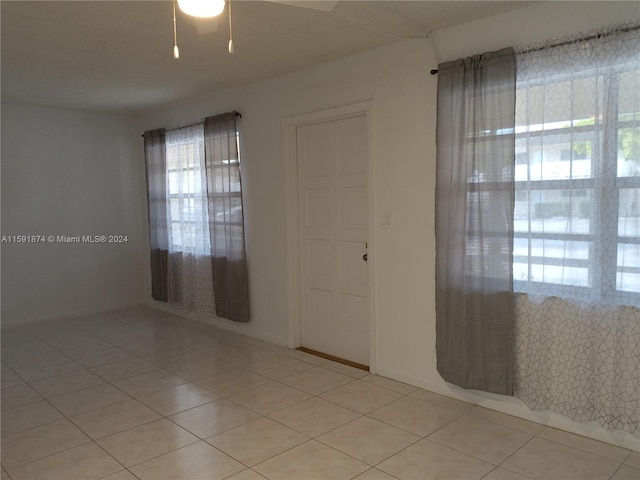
top-left (296, 347), bottom-right (369, 372)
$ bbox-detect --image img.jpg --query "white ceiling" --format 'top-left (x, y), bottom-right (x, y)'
top-left (1, 0), bottom-right (536, 115)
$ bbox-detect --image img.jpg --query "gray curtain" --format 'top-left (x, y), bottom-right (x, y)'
top-left (204, 112), bottom-right (250, 322)
top-left (143, 128), bottom-right (169, 302)
top-left (435, 48), bottom-right (516, 395)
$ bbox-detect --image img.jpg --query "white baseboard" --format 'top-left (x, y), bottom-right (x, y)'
top-left (1, 301), bottom-right (146, 329)
top-left (375, 365), bottom-right (640, 453)
top-left (145, 299), bottom-right (288, 347)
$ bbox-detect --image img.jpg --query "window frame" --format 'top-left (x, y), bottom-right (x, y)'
top-left (165, 129), bottom-right (245, 255)
top-left (165, 128), bottom-right (209, 255)
top-left (513, 66), bottom-right (640, 303)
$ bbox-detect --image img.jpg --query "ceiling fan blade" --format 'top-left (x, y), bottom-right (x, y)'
top-left (265, 1), bottom-right (338, 12)
top-left (194, 17), bottom-right (218, 35)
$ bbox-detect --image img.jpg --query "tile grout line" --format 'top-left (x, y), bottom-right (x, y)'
top-left (4, 309), bottom-right (637, 479)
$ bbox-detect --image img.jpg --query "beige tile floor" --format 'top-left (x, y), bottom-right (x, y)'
top-left (1, 307), bottom-right (638, 480)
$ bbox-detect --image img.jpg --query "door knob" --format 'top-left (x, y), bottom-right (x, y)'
top-left (362, 253), bottom-right (368, 262)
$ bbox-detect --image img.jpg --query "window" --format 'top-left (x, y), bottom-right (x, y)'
top-left (205, 130), bottom-right (245, 255)
top-left (144, 111), bottom-right (249, 321)
top-left (164, 126), bottom-right (243, 256)
top-left (165, 124), bottom-right (210, 255)
top-left (514, 64), bottom-right (640, 302)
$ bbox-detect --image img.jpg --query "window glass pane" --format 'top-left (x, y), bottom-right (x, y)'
top-left (515, 58), bottom-right (640, 301)
top-left (618, 243), bottom-right (640, 267)
top-left (530, 264), bottom-right (589, 287)
top-left (165, 125), bottom-right (210, 255)
top-left (618, 70), bottom-right (640, 121)
top-left (211, 195), bottom-right (243, 224)
top-left (184, 169), bottom-right (199, 194)
top-left (465, 237), bottom-right (511, 279)
top-left (516, 84), bottom-right (545, 129)
top-left (516, 77), bottom-right (601, 130)
top-left (170, 197), bottom-right (209, 225)
top-left (166, 146), bottom-right (179, 169)
top-left (514, 189), bottom-right (592, 234)
top-left (168, 169), bottom-right (206, 195)
top-left (514, 133), bottom-right (594, 182)
top-left (211, 197), bottom-right (223, 221)
top-left (513, 262), bottom-right (529, 282)
top-left (230, 225), bottom-right (245, 244)
top-left (168, 171), bottom-right (180, 194)
top-left (569, 76), bottom-right (601, 127)
top-left (537, 239), bottom-right (589, 259)
top-left (618, 127), bottom-right (640, 177)
top-left (513, 238), bottom-right (591, 259)
top-left (515, 262), bottom-right (590, 287)
top-left (618, 188), bottom-right (640, 237)
top-left (513, 238), bottom-right (528, 257)
top-left (617, 272), bottom-right (640, 293)
top-left (170, 222), bottom-right (182, 248)
top-left (212, 225), bottom-right (245, 252)
top-left (467, 135), bottom-right (514, 183)
top-left (210, 166), bottom-right (239, 193)
top-left (617, 243), bottom-right (640, 293)
top-left (228, 197), bottom-right (243, 223)
top-left (514, 239), bottom-right (591, 288)
top-left (181, 223), bottom-right (196, 250)
top-left (618, 70), bottom-right (640, 177)
top-left (170, 198), bottom-right (181, 220)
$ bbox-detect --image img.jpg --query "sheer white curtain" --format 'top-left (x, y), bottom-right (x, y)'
top-left (165, 124), bottom-right (216, 317)
top-left (513, 25), bottom-right (640, 433)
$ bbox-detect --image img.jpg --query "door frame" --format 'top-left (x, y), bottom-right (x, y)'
top-left (283, 101), bottom-right (376, 373)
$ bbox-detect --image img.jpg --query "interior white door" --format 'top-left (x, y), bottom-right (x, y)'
top-left (297, 114), bottom-right (369, 366)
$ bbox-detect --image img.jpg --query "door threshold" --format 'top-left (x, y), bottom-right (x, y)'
top-left (296, 347), bottom-right (369, 372)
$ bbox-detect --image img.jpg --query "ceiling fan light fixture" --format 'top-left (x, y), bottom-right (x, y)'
top-left (177, 0), bottom-right (225, 18)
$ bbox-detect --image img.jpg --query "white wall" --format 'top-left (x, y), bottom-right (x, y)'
top-left (1, 0), bottom-right (633, 449)
top-left (139, 36), bottom-right (437, 347)
top-left (1, 104), bottom-right (147, 326)
top-left (138, 1), bottom-right (639, 450)
top-left (431, 1), bottom-right (640, 63)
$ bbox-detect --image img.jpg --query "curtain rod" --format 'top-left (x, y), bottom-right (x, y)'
top-left (429, 23), bottom-right (640, 75)
top-left (141, 110), bottom-right (241, 137)
top-left (517, 23), bottom-right (640, 55)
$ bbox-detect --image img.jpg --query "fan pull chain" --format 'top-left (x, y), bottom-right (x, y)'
top-left (173, 0), bottom-right (180, 59)
top-left (228, 0), bottom-right (234, 53)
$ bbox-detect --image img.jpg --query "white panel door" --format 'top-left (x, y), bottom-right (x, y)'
top-left (297, 114), bottom-right (369, 366)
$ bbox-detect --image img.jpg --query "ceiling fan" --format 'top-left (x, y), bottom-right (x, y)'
top-left (172, 0), bottom-right (339, 58)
